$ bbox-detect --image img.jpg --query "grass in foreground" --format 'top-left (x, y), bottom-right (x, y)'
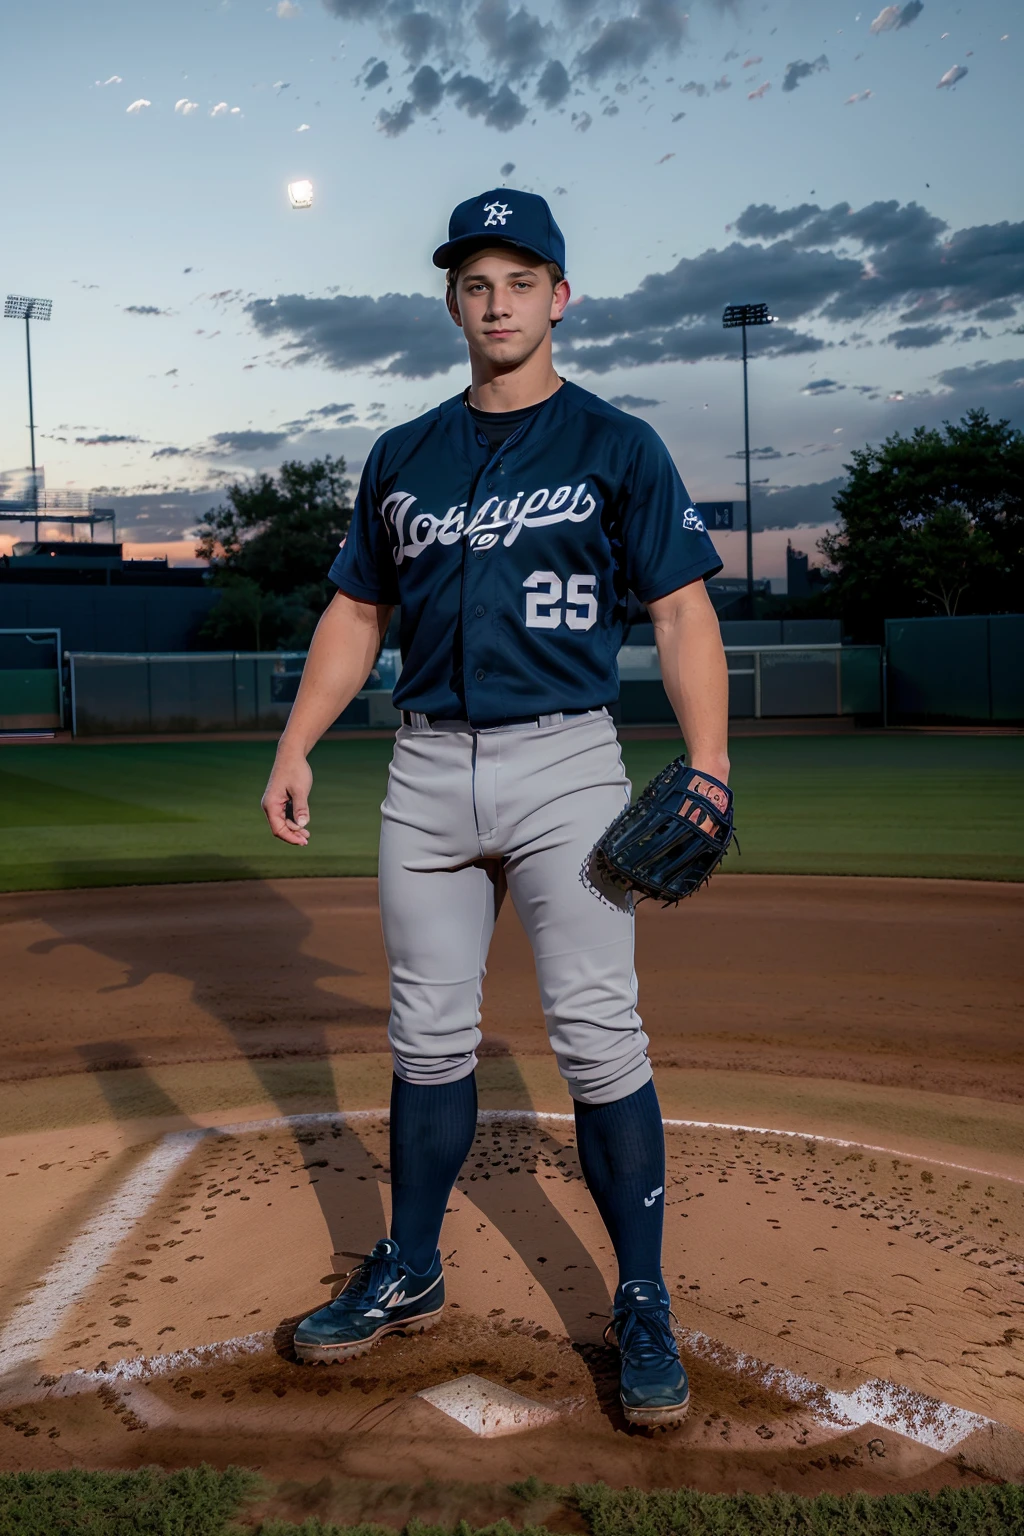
top-left (1, 1469), bottom-right (1022, 1536)
top-left (0, 733), bottom-right (1022, 893)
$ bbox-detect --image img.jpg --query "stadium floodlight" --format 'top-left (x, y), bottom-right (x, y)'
top-left (288, 179), bottom-right (314, 208)
top-left (722, 302), bottom-right (775, 612)
top-left (4, 294), bottom-right (53, 541)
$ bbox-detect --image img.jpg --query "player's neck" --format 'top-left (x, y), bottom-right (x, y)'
top-left (466, 350), bottom-right (563, 413)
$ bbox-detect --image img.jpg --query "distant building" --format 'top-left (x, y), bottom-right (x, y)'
top-left (0, 542), bottom-right (220, 652)
top-left (786, 540), bottom-right (828, 599)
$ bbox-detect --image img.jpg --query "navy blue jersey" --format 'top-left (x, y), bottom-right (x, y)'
top-left (329, 380), bottom-right (721, 726)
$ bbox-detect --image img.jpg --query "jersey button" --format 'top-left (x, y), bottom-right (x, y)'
top-left (476, 432), bottom-right (488, 446)
top-left (474, 604), bottom-right (486, 617)
top-left (475, 668), bottom-right (486, 682)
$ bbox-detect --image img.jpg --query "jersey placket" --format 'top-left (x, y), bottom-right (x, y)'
top-left (460, 422), bottom-right (529, 724)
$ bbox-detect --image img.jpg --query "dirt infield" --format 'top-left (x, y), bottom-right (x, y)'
top-left (0, 875), bottom-right (1022, 1511)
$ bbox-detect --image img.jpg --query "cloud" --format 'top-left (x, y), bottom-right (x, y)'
top-left (311, 0), bottom-right (791, 136)
top-left (76, 434), bottom-right (145, 446)
top-left (379, 65), bottom-right (446, 135)
top-left (174, 98), bottom-right (199, 114)
top-left (870, 2), bottom-right (924, 32)
top-left (895, 0), bottom-right (924, 26)
top-left (151, 446), bottom-right (190, 459)
top-left (747, 81), bottom-right (770, 100)
top-left (536, 58), bottom-right (570, 107)
top-left (845, 89), bottom-right (872, 105)
top-left (245, 291), bottom-right (463, 378)
top-left (887, 323), bottom-right (953, 348)
top-left (277, 0), bottom-right (301, 16)
top-left (869, 5), bottom-right (899, 32)
top-left (126, 99), bottom-right (151, 113)
top-left (734, 198), bottom-right (1024, 323)
top-left (802, 379), bottom-right (846, 394)
top-left (210, 102), bottom-right (229, 116)
top-left (782, 55), bottom-right (829, 93)
top-left (97, 75), bottom-right (122, 86)
top-left (752, 478), bottom-right (846, 531)
top-left (608, 395), bottom-right (661, 410)
top-left (297, 123), bottom-right (310, 131)
top-left (500, 161), bottom-right (515, 176)
top-left (574, 0), bottom-right (689, 84)
top-left (124, 305), bottom-right (169, 316)
top-left (937, 64), bottom-right (968, 89)
top-left (241, 195), bottom-right (1023, 380)
top-left (363, 60), bottom-right (389, 88)
top-left (726, 445), bottom-right (783, 460)
top-left (204, 430), bottom-right (291, 454)
top-left (933, 357), bottom-right (1024, 396)
top-left (475, 0), bottom-right (550, 76)
top-left (279, 402), bottom-right (359, 431)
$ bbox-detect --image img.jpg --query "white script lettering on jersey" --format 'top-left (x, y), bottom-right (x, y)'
top-left (381, 484), bottom-right (600, 565)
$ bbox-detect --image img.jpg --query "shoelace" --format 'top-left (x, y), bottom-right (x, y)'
top-left (334, 1244), bottom-right (398, 1308)
top-left (604, 1304), bottom-right (680, 1367)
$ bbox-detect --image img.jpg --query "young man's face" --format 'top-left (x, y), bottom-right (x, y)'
top-left (447, 247), bottom-right (570, 372)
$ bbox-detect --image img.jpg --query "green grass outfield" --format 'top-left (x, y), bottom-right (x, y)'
top-left (0, 1467), bottom-right (1022, 1536)
top-left (0, 733), bottom-right (1021, 893)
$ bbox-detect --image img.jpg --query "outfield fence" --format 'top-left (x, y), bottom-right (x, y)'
top-left (67, 649), bottom-right (401, 736)
top-left (619, 643), bottom-right (881, 724)
top-left (65, 643), bottom-right (880, 736)
top-left (0, 628), bottom-right (63, 732)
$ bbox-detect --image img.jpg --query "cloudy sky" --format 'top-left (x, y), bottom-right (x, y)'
top-left (1, 0), bottom-right (1019, 579)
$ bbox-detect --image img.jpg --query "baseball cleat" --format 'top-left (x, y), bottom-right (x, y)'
top-left (293, 1237), bottom-right (444, 1364)
top-left (604, 1280), bottom-right (690, 1428)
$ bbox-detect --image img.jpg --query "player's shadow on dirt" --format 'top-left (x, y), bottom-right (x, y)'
top-left (29, 853), bottom-right (392, 1257)
top-left (34, 856), bottom-right (623, 1419)
top-left (453, 1041), bottom-right (623, 1424)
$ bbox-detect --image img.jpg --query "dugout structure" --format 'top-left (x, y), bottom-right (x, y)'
top-left (0, 628), bottom-right (62, 733)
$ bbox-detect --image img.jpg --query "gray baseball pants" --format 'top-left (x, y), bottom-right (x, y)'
top-left (378, 707), bottom-right (653, 1106)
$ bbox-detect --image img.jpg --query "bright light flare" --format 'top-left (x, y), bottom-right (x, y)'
top-left (288, 179), bottom-right (314, 209)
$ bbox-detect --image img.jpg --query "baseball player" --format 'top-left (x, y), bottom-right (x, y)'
top-left (262, 189), bottom-right (729, 1427)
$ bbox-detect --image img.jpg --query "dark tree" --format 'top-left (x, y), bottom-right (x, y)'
top-left (820, 409), bottom-right (1024, 639)
top-left (195, 456), bottom-right (353, 649)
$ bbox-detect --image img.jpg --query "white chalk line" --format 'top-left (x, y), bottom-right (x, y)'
top-left (27, 1319), bottom-right (999, 1457)
top-left (0, 1130), bottom-right (204, 1377)
top-left (3, 1106), bottom-right (1019, 1456)
top-left (676, 1327), bottom-right (995, 1455)
top-left (213, 1107), bottom-right (1024, 1188)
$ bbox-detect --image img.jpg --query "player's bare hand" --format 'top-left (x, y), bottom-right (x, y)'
top-left (262, 756), bottom-right (313, 845)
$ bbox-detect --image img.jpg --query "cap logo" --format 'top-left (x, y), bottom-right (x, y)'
top-left (483, 199), bottom-right (513, 227)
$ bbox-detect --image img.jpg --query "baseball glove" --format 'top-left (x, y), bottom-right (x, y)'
top-left (592, 759), bottom-right (735, 904)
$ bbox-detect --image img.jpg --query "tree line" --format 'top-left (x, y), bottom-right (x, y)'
top-left (195, 408), bottom-right (1024, 649)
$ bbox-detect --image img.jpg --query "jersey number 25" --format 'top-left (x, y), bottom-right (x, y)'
top-left (523, 571), bottom-right (598, 632)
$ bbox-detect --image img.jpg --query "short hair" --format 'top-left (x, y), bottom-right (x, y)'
top-left (446, 255), bottom-right (566, 327)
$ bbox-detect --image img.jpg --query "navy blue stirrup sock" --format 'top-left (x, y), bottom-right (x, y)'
top-left (573, 1078), bottom-right (666, 1292)
top-left (388, 1072), bottom-right (478, 1274)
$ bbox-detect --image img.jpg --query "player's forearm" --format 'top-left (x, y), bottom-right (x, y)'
top-left (276, 592), bottom-right (391, 760)
top-left (648, 582), bottom-right (730, 781)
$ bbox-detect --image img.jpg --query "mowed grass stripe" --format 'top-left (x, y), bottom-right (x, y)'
top-left (1, 1468), bottom-right (1022, 1535)
top-left (0, 733), bottom-right (1021, 891)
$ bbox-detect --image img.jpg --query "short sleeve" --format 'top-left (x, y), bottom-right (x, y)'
top-left (621, 426), bottom-right (723, 604)
top-left (327, 446), bottom-right (400, 604)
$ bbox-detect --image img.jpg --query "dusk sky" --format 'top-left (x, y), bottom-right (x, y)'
top-left (1, 0), bottom-right (1020, 582)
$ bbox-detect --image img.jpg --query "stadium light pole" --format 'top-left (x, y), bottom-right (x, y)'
top-left (4, 294), bottom-right (53, 542)
top-left (722, 302), bottom-right (775, 615)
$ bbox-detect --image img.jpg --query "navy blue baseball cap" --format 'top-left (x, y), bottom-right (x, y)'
top-left (433, 188), bottom-right (566, 274)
